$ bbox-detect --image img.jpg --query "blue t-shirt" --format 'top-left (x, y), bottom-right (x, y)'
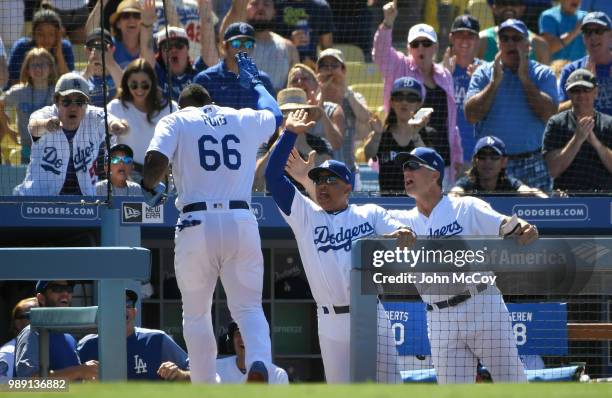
top-left (87, 74), bottom-right (117, 108)
top-left (539, 5), bottom-right (587, 62)
top-left (275, 0), bottom-right (335, 61)
top-left (558, 56), bottom-right (612, 116)
top-left (6, 37), bottom-right (75, 89)
top-left (155, 62), bottom-right (197, 102)
top-left (113, 39), bottom-right (139, 69)
top-left (14, 325), bottom-right (80, 377)
top-left (77, 327), bottom-right (189, 380)
top-left (466, 60), bottom-right (558, 154)
top-left (454, 61), bottom-right (482, 162)
top-left (194, 60), bottom-right (276, 109)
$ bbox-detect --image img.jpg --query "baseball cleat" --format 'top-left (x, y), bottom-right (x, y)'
top-left (246, 361), bottom-right (268, 383)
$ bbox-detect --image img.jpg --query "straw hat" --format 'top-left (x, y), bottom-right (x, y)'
top-left (277, 88), bottom-right (318, 111)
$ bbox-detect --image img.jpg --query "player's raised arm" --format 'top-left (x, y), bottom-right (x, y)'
top-left (265, 109), bottom-right (315, 215)
top-left (236, 52), bottom-right (283, 128)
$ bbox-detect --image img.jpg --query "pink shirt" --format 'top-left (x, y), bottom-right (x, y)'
top-left (372, 26), bottom-right (463, 178)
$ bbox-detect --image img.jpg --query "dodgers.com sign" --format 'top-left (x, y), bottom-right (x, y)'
top-left (383, 302), bottom-right (568, 356)
top-left (512, 204), bottom-right (588, 222)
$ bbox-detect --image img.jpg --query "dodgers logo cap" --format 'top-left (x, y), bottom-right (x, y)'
top-left (395, 147), bottom-right (445, 180)
top-left (473, 135), bottom-right (506, 157)
top-left (55, 72), bottom-right (90, 99)
top-left (224, 22), bottom-right (255, 42)
top-left (451, 15), bottom-right (480, 35)
top-left (565, 68), bottom-right (598, 91)
top-left (391, 76), bottom-right (426, 100)
top-left (407, 23), bottom-right (437, 44)
top-left (498, 18), bottom-right (528, 37)
top-left (308, 159), bottom-right (354, 188)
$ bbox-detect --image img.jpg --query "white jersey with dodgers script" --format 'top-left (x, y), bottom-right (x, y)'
top-left (388, 195), bottom-right (506, 304)
top-left (147, 105), bottom-right (276, 209)
top-left (282, 187), bottom-right (405, 306)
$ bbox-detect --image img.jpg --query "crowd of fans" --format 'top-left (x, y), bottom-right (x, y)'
top-left (0, 0), bottom-right (610, 196)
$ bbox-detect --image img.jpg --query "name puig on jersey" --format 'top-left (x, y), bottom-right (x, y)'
top-left (313, 222), bottom-right (374, 252)
top-left (201, 114), bottom-right (227, 128)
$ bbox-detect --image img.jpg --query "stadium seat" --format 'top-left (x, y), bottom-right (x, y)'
top-left (350, 83), bottom-right (385, 113)
top-left (345, 62), bottom-right (383, 86)
top-left (333, 44), bottom-right (365, 63)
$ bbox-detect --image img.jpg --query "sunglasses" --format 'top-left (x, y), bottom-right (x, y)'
top-left (120, 12), bottom-right (141, 20)
top-left (160, 40), bottom-right (187, 51)
top-left (313, 175), bottom-right (339, 185)
top-left (391, 93), bottom-right (421, 103)
top-left (475, 152), bottom-right (502, 161)
top-left (128, 81), bottom-right (151, 91)
top-left (568, 86), bottom-right (594, 94)
top-left (229, 39), bottom-right (255, 49)
top-left (409, 40), bottom-right (434, 49)
top-left (583, 28), bottom-right (608, 37)
top-left (29, 62), bottom-right (50, 69)
top-left (111, 155), bottom-right (133, 165)
top-left (318, 62), bottom-right (342, 70)
top-left (499, 34), bottom-right (524, 43)
top-left (402, 160), bottom-right (436, 172)
top-left (87, 43), bottom-right (107, 51)
top-left (60, 98), bottom-right (88, 107)
top-left (46, 284), bottom-right (74, 294)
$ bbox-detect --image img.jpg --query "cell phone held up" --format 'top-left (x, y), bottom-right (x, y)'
top-left (408, 107), bottom-right (434, 126)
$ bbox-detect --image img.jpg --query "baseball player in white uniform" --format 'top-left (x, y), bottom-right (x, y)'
top-left (141, 53), bottom-right (284, 383)
top-left (216, 321), bottom-right (289, 384)
top-left (264, 109), bottom-right (416, 383)
top-left (389, 147), bottom-right (538, 384)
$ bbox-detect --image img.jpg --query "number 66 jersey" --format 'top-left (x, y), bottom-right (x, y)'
top-left (147, 105), bottom-right (276, 210)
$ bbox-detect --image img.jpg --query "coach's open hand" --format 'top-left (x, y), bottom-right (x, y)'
top-left (236, 52), bottom-right (262, 89)
top-left (384, 227), bottom-right (417, 249)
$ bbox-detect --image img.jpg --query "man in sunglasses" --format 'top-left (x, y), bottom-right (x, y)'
top-left (14, 281), bottom-right (99, 380)
top-left (81, 28), bottom-right (123, 108)
top-left (0, 297), bottom-right (37, 383)
top-left (154, 26), bottom-right (199, 102)
top-left (558, 12), bottom-right (612, 116)
top-left (390, 146), bottom-right (537, 384)
top-left (78, 290), bottom-right (190, 381)
top-left (13, 72), bottom-right (129, 196)
top-left (544, 68), bottom-right (612, 191)
top-left (265, 109), bottom-right (415, 383)
top-left (96, 143), bottom-right (141, 196)
top-left (194, 22), bottom-right (275, 109)
top-left (465, 18), bottom-right (557, 192)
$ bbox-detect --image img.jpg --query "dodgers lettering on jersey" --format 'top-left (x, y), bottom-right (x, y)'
top-left (389, 195), bottom-right (506, 303)
top-left (147, 105), bottom-right (276, 209)
top-left (314, 222), bottom-right (375, 252)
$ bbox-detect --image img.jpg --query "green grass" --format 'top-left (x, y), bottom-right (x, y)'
top-left (28, 382), bottom-right (612, 398)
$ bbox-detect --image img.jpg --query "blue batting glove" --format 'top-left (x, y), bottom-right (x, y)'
top-left (141, 180), bottom-right (167, 207)
top-left (236, 52), bottom-right (262, 89)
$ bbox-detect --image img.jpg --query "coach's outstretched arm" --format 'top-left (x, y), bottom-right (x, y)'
top-left (236, 52), bottom-right (283, 129)
top-left (265, 110), bottom-right (315, 215)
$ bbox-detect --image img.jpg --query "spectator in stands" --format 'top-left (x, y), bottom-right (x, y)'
top-left (221, 0), bottom-right (299, 92)
top-left (443, 14), bottom-right (484, 165)
top-left (0, 36), bottom-right (8, 89)
top-left (544, 68), bottom-right (612, 191)
top-left (13, 72), bottom-right (129, 196)
top-left (96, 143), bottom-right (141, 196)
top-left (477, 0), bottom-right (550, 65)
top-left (81, 28), bottom-right (123, 108)
top-left (194, 22), bottom-right (275, 108)
top-left (216, 321), bottom-right (288, 384)
top-left (286, 63), bottom-right (344, 152)
top-left (316, 48), bottom-right (370, 183)
top-left (274, 0), bottom-right (335, 65)
top-left (0, 4), bottom-right (26, 52)
top-left (7, 9), bottom-right (73, 88)
top-left (538, 0), bottom-right (587, 62)
top-left (373, 1), bottom-right (463, 188)
top-left (14, 281), bottom-right (98, 380)
top-left (42, 0), bottom-right (92, 44)
top-left (108, 58), bottom-right (176, 179)
top-left (451, 135), bottom-right (547, 196)
top-left (363, 77), bottom-right (427, 195)
top-left (109, 0), bottom-right (157, 69)
top-left (154, 27), bottom-right (199, 102)
top-left (1, 48), bottom-right (58, 164)
top-left (0, 297), bottom-right (38, 383)
top-left (558, 12), bottom-right (612, 116)
top-left (78, 289), bottom-right (190, 381)
top-left (465, 19), bottom-right (558, 191)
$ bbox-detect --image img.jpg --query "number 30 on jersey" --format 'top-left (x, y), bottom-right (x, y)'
top-left (198, 134), bottom-right (242, 171)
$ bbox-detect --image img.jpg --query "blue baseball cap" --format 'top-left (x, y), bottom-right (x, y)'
top-left (582, 11), bottom-right (612, 30)
top-left (35, 280), bottom-right (73, 293)
top-left (308, 159), bottom-right (354, 188)
top-left (498, 19), bottom-right (528, 37)
top-left (473, 135), bottom-right (506, 157)
top-left (395, 147), bottom-right (445, 181)
top-left (223, 22), bottom-right (255, 42)
top-left (391, 77), bottom-right (426, 101)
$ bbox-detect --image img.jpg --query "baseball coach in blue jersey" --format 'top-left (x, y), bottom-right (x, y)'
top-left (77, 290), bottom-right (190, 381)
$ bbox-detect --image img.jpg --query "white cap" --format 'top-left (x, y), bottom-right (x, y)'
top-left (407, 23), bottom-right (438, 44)
top-left (154, 26), bottom-right (189, 48)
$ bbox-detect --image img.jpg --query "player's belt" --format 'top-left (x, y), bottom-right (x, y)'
top-left (182, 201), bottom-right (250, 213)
top-left (321, 305), bottom-right (350, 315)
top-left (426, 283), bottom-right (488, 311)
